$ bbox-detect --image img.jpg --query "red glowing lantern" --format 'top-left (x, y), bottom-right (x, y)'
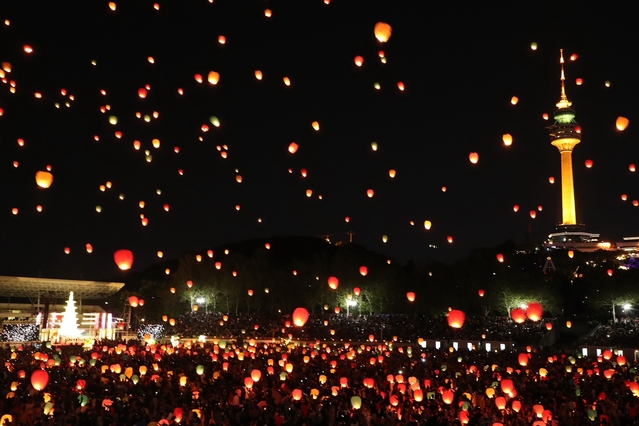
top-left (359, 266), bottom-right (368, 276)
top-left (30, 369), bottom-right (49, 391)
top-left (442, 389), bottom-right (454, 404)
top-left (406, 292), bottom-right (416, 302)
top-left (496, 253), bottom-right (504, 263)
top-left (500, 379), bottom-right (514, 394)
top-left (607, 269), bottom-right (613, 277)
top-left (511, 400), bottom-right (521, 412)
top-left (292, 389), bottom-right (303, 401)
top-left (585, 159), bottom-right (593, 168)
top-left (186, 280), bottom-right (193, 288)
top-left (128, 296), bottom-right (139, 308)
top-left (526, 302), bottom-right (543, 322)
top-left (353, 287), bottom-right (361, 296)
top-left (477, 289), bottom-right (485, 297)
top-left (545, 322), bottom-right (553, 330)
top-left (495, 396), bottom-right (507, 410)
top-left (354, 56), bottom-right (364, 67)
top-left (138, 88), bottom-right (147, 98)
top-left (113, 249), bottom-right (134, 270)
top-left (468, 152), bottom-right (479, 164)
top-left (510, 308), bottom-right (526, 323)
top-left (447, 310), bottom-right (465, 328)
top-left (328, 276), bottom-right (339, 290)
top-left (518, 353), bottom-right (529, 367)
top-left (292, 307), bottom-right (309, 327)
top-left (248, 289), bottom-right (254, 296)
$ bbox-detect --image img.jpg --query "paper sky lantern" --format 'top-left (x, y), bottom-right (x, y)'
top-left (529, 210), bottom-right (537, 219)
top-left (128, 296), bottom-right (139, 308)
top-left (545, 322), bottom-right (553, 330)
top-left (616, 116), bottom-right (629, 131)
top-left (406, 292), bottom-right (415, 302)
top-left (113, 249), bottom-right (134, 270)
top-left (585, 159), bottom-right (593, 168)
top-left (292, 389), bottom-right (303, 401)
top-left (328, 276), bottom-right (339, 290)
top-left (575, 78), bottom-right (583, 85)
top-left (495, 396), bottom-right (506, 410)
top-left (526, 302), bottom-right (543, 321)
top-left (31, 369), bottom-right (49, 391)
top-left (478, 289), bottom-right (485, 297)
top-left (500, 379), bottom-right (514, 394)
top-left (366, 189), bottom-right (374, 198)
top-left (565, 320), bottom-right (572, 328)
top-left (254, 70), bottom-right (263, 80)
top-left (513, 204), bottom-right (519, 212)
top-left (502, 133), bottom-right (512, 146)
top-left (207, 71), bottom-right (219, 85)
top-left (292, 307), bottom-right (309, 327)
top-left (424, 220), bottom-right (432, 230)
top-left (511, 96), bottom-right (519, 105)
top-left (359, 266), bottom-right (368, 276)
top-left (518, 353), bottom-right (529, 367)
top-left (512, 400), bottom-right (521, 412)
top-left (354, 55), bottom-right (364, 67)
top-left (511, 308), bottom-right (526, 323)
top-left (630, 164), bottom-right (636, 172)
top-left (374, 22), bottom-right (392, 42)
top-left (288, 142), bottom-right (299, 154)
top-left (496, 253), bottom-right (504, 263)
top-left (442, 389), bottom-right (454, 404)
top-left (447, 310), bottom-right (465, 328)
top-left (468, 152), bottom-right (479, 164)
top-left (447, 236), bottom-right (454, 243)
top-left (351, 396), bottom-right (362, 409)
top-left (35, 171), bottom-right (53, 188)
top-left (251, 369), bottom-right (262, 382)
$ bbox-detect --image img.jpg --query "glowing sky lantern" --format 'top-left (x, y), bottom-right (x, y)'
top-left (354, 287), bottom-right (361, 296)
top-left (283, 77), bottom-right (291, 86)
top-left (442, 389), bottom-right (454, 404)
top-left (468, 152), bottom-right (479, 164)
top-left (513, 204), bottom-right (519, 212)
top-left (359, 266), bottom-right (368, 276)
top-left (138, 88), bottom-right (147, 98)
top-left (424, 220), bottom-right (432, 230)
top-left (194, 74), bottom-right (203, 83)
top-left (616, 116), bottom-right (629, 131)
top-left (128, 296), bottom-right (139, 307)
top-left (108, 2), bottom-right (116, 11)
top-left (207, 71), bottom-right (220, 85)
top-left (510, 308), bottom-right (526, 323)
top-left (366, 189), bottom-right (374, 198)
top-left (585, 159), bottom-right (593, 168)
top-left (218, 35), bottom-right (226, 44)
top-left (575, 78), bottom-right (583, 85)
top-left (478, 289), bottom-right (485, 297)
top-left (447, 236), bottom-right (453, 243)
top-left (254, 70), bottom-right (263, 80)
top-left (526, 302), bottom-right (543, 321)
top-left (312, 121), bottom-right (320, 131)
top-left (31, 369), bottom-right (49, 391)
top-left (113, 249), bottom-right (134, 270)
top-left (354, 56), bottom-right (364, 67)
top-left (511, 96), bottom-right (519, 105)
top-left (630, 164), bottom-right (636, 172)
top-left (502, 133), bottom-right (513, 146)
top-left (35, 171), bottom-right (53, 188)
top-left (530, 42), bottom-right (538, 50)
top-left (292, 307), bottom-right (309, 327)
top-left (374, 22), bottom-right (392, 43)
top-left (406, 292), bottom-right (415, 302)
top-left (529, 210), bottom-right (536, 219)
top-left (328, 276), bottom-right (339, 290)
top-left (288, 142), bottom-right (299, 154)
top-left (397, 82), bottom-right (405, 91)
top-left (447, 310), bottom-right (465, 328)
top-left (542, 112), bottom-right (549, 120)
top-left (549, 176), bottom-right (555, 184)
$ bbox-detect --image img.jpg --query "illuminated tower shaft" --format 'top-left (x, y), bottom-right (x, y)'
top-left (548, 49), bottom-right (581, 225)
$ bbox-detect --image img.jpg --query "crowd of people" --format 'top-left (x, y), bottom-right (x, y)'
top-left (162, 313), bottom-right (554, 347)
top-left (580, 318), bottom-right (639, 348)
top-left (1, 332), bottom-right (639, 426)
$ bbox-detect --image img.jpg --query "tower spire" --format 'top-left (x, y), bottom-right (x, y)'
top-left (557, 49), bottom-right (572, 109)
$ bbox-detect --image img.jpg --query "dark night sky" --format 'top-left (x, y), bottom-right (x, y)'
top-left (0, 1), bottom-right (638, 281)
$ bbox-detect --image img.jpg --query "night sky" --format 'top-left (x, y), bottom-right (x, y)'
top-left (1, 1), bottom-right (638, 281)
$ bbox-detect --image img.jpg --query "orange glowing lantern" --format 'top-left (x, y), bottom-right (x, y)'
top-left (31, 369), bottom-right (49, 391)
top-left (495, 396), bottom-right (506, 410)
top-left (478, 289), bottom-right (485, 297)
top-left (468, 152), bottom-right (479, 164)
top-left (585, 159), bottom-right (593, 168)
top-left (447, 310), bottom-right (465, 328)
top-left (113, 249), bottom-right (134, 270)
top-left (292, 307), bottom-right (309, 327)
top-left (359, 266), bottom-right (368, 276)
top-left (35, 171), bottom-right (54, 188)
top-left (496, 253), bottom-right (504, 263)
top-left (526, 302), bottom-right (542, 321)
top-left (128, 296), bottom-right (139, 308)
top-left (442, 390), bottom-right (454, 404)
top-left (406, 292), bottom-right (416, 302)
top-left (616, 116), bottom-right (629, 131)
top-left (328, 276), bottom-right (339, 290)
top-left (374, 22), bottom-right (392, 43)
top-left (511, 308), bottom-right (526, 323)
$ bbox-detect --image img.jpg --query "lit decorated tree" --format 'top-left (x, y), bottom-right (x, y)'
top-left (59, 291), bottom-right (80, 337)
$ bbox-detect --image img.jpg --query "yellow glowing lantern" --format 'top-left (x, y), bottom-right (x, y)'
top-left (207, 71), bottom-right (220, 85)
top-left (511, 96), bottom-right (519, 105)
top-left (502, 133), bottom-right (513, 146)
top-left (35, 171), bottom-right (54, 188)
